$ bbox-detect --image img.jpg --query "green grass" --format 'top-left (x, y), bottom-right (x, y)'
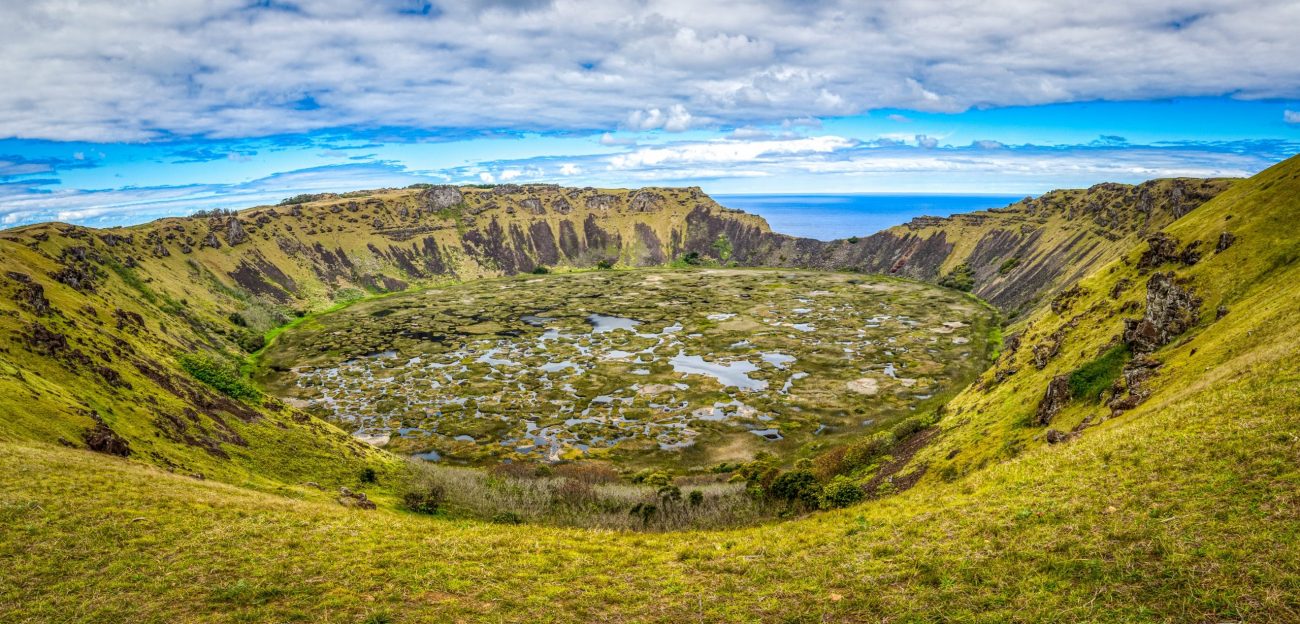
top-left (1068, 344), bottom-right (1129, 401)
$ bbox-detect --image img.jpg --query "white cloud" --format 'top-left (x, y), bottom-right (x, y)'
top-left (499, 169), bottom-right (523, 181)
top-left (478, 171), bottom-right (496, 184)
top-left (624, 104), bottom-right (696, 132)
top-left (915, 135), bottom-right (939, 149)
top-left (4, 1), bottom-right (1298, 141)
top-left (558, 163), bottom-right (582, 175)
top-left (887, 114), bottom-right (912, 123)
top-left (1286, 110), bottom-right (1300, 124)
top-left (599, 133), bottom-right (636, 146)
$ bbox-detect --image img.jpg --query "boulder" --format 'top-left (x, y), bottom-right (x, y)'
top-left (83, 422), bottom-right (131, 457)
top-left (1035, 375), bottom-right (1071, 425)
top-left (1122, 272), bottom-right (1201, 353)
top-left (420, 185), bottom-right (464, 211)
top-left (337, 487), bottom-right (377, 510)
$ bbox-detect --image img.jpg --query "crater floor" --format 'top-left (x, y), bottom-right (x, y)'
top-left (258, 269), bottom-right (994, 469)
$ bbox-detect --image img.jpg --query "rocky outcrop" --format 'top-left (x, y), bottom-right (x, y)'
top-left (83, 421), bottom-right (131, 457)
top-left (1123, 272), bottom-right (1201, 353)
top-left (337, 487), bottom-right (377, 510)
top-left (420, 186), bottom-right (463, 211)
top-left (1107, 355), bottom-right (1162, 415)
top-left (1035, 375), bottom-right (1071, 425)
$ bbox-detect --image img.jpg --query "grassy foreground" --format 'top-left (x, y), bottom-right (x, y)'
top-left (2, 345), bottom-right (1297, 622)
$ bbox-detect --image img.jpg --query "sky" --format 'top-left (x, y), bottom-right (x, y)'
top-left (2, 0), bottom-right (1300, 228)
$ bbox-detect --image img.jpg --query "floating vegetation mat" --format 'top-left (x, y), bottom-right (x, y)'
top-left (258, 269), bottom-right (993, 468)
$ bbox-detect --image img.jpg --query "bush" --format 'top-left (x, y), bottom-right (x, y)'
top-left (768, 470), bottom-right (820, 507)
top-left (178, 353), bottom-right (261, 402)
top-left (820, 476), bottom-right (865, 509)
top-left (847, 236), bottom-right (860, 244)
top-left (236, 330), bottom-right (266, 353)
top-left (491, 511), bottom-right (523, 524)
top-left (711, 234), bottom-right (733, 261)
top-left (938, 263), bottom-right (975, 292)
top-left (843, 432), bottom-right (895, 469)
top-left (359, 468), bottom-right (378, 484)
top-left (998, 256), bottom-right (1022, 275)
top-left (402, 482), bottom-right (444, 515)
top-left (680, 251), bottom-right (703, 266)
top-left (531, 265), bottom-right (551, 274)
top-left (891, 416), bottom-right (929, 440)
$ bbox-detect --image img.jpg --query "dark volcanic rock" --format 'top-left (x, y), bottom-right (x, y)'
top-left (1137, 233), bottom-right (1181, 270)
top-left (1035, 375), bottom-right (1071, 426)
top-left (1216, 231), bottom-right (1236, 253)
top-left (83, 422), bottom-right (131, 457)
top-left (7, 272), bottom-right (51, 315)
top-left (337, 487), bottom-right (377, 510)
top-left (1123, 272), bottom-right (1201, 353)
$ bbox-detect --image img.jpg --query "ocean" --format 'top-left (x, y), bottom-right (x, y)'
top-left (712, 194), bottom-right (1028, 241)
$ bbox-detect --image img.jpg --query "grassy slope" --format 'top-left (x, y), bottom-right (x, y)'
top-left (1, 166), bottom-right (1297, 622)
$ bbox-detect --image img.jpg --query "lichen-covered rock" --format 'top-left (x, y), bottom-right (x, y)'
top-left (224, 217), bottom-right (248, 246)
top-left (83, 422), bottom-right (131, 457)
top-left (1035, 374), bottom-right (1071, 425)
top-left (1137, 233), bottom-right (1181, 270)
top-left (630, 191), bottom-right (664, 212)
top-left (337, 487), bottom-right (377, 510)
top-left (7, 272), bottom-right (51, 315)
top-left (586, 194), bottom-right (618, 212)
top-left (520, 198), bottom-right (545, 215)
top-left (1216, 231), bottom-right (1236, 253)
top-left (1123, 272), bottom-right (1201, 353)
top-left (1031, 329), bottom-right (1064, 369)
top-left (200, 230), bottom-right (222, 249)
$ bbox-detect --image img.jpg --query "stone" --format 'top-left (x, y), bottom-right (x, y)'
top-left (1216, 231), bottom-right (1236, 253)
top-left (1035, 374), bottom-right (1071, 425)
top-left (1122, 272), bottom-right (1201, 353)
top-left (83, 422), bottom-right (131, 457)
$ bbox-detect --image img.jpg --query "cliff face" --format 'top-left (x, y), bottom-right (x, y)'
top-left (699, 178), bottom-right (1234, 315)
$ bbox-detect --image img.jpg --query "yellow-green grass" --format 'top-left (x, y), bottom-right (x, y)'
top-left (2, 345), bottom-right (1296, 622)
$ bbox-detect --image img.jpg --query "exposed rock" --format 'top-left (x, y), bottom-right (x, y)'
top-left (1031, 329), bottom-right (1065, 369)
top-left (1107, 355), bottom-right (1162, 415)
top-left (83, 422), bottom-right (132, 457)
top-left (1109, 278), bottom-right (1133, 300)
top-left (1050, 285), bottom-right (1087, 315)
top-left (7, 272), bottom-right (51, 315)
top-left (552, 197), bottom-right (572, 214)
top-left (520, 198), bottom-right (545, 215)
top-left (200, 230), bottom-right (222, 249)
top-left (1123, 272), bottom-right (1201, 353)
top-left (337, 487), bottom-right (377, 510)
top-left (1035, 374), bottom-right (1071, 425)
top-left (1216, 305), bottom-right (1229, 320)
top-left (1216, 231), bottom-right (1236, 253)
top-left (1045, 429), bottom-right (1070, 444)
top-left (1137, 233), bottom-right (1181, 270)
top-left (223, 217), bottom-right (248, 246)
top-left (586, 194), bottom-right (618, 212)
top-left (420, 186), bottom-right (463, 211)
top-left (629, 191), bottom-right (664, 212)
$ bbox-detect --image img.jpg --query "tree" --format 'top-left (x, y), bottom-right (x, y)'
top-left (711, 234), bottom-right (733, 261)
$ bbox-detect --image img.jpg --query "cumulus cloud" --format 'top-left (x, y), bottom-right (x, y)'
top-left (558, 163), bottom-right (582, 175)
top-left (2, 1), bottom-right (1299, 141)
top-left (915, 135), bottom-right (939, 149)
top-left (1286, 110), bottom-right (1300, 124)
top-left (624, 105), bottom-right (697, 132)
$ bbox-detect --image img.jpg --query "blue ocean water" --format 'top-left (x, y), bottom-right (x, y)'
top-left (713, 194), bottom-right (1028, 241)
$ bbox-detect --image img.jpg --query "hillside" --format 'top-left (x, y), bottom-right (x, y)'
top-left (0, 185), bottom-right (764, 482)
top-left (712, 177), bottom-right (1234, 315)
top-left (2, 161), bottom-right (1298, 622)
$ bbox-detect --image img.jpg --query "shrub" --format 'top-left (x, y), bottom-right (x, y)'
top-left (1068, 344), bottom-right (1130, 401)
top-left (842, 432), bottom-right (895, 469)
top-left (359, 468), bottom-right (378, 484)
top-left (768, 470), bottom-right (820, 507)
top-left (402, 482), bottom-right (445, 515)
top-left (491, 511), bottom-right (523, 524)
top-left (711, 234), bottom-right (733, 261)
top-left (891, 416), bottom-right (929, 440)
top-left (680, 251), bottom-right (703, 266)
top-left (178, 353), bottom-right (261, 402)
top-left (820, 476), bottom-right (865, 509)
top-left (236, 330), bottom-right (266, 353)
top-left (938, 263), bottom-right (975, 292)
top-left (847, 236), bottom-right (860, 244)
top-left (531, 265), bottom-right (551, 274)
top-left (998, 256), bottom-right (1022, 275)
top-left (596, 259), bottom-right (614, 270)
top-left (688, 490), bottom-right (704, 506)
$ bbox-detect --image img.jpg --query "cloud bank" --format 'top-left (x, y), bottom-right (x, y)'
top-left (3, 0), bottom-right (1300, 141)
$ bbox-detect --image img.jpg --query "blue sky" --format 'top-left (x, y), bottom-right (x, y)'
top-left (2, 1), bottom-right (1299, 228)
